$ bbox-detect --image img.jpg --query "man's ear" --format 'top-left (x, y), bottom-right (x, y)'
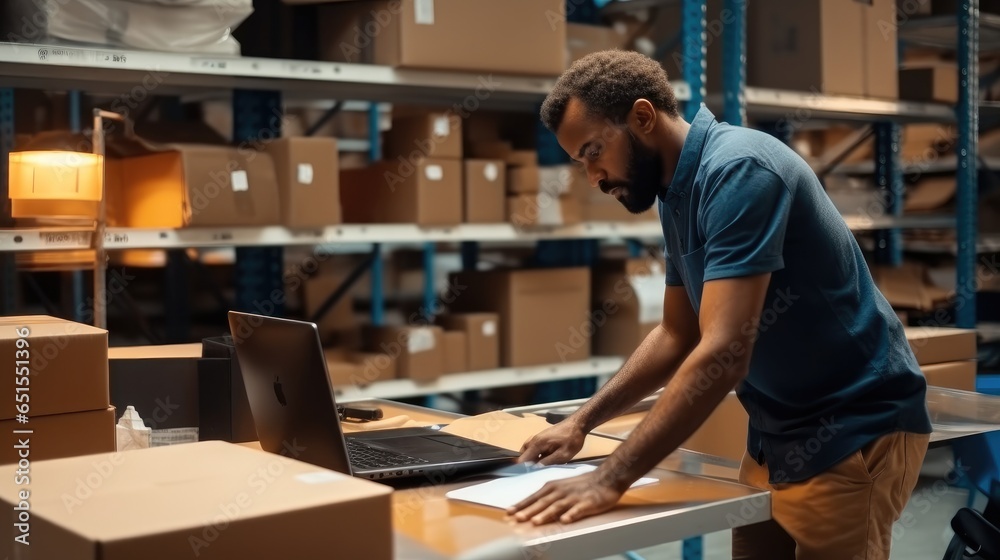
top-left (628, 99), bottom-right (657, 135)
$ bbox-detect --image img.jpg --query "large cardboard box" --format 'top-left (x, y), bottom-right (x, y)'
top-left (508, 193), bottom-right (583, 228)
top-left (383, 112), bottom-right (462, 160)
top-left (263, 137), bottom-right (342, 229)
top-left (873, 261), bottom-right (951, 311)
top-left (899, 63), bottom-right (958, 104)
top-left (317, 0), bottom-right (566, 75)
top-left (464, 159), bottom-right (506, 223)
top-left (340, 158), bottom-right (462, 226)
top-left (363, 326), bottom-right (445, 381)
top-left (904, 327), bottom-right (977, 365)
top-left (109, 344), bottom-right (201, 431)
top-left (0, 441), bottom-right (393, 560)
top-left (566, 22), bottom-right (630, 67)
top-left (116, 145), bottom-right (282, 228)
top-left (0, 407), bottom-right (115, 464)
top-left (748, 0), bottom-right (898, 98)
top-left (592, 258), bottom-right (665, 357)
top-left (0, 316), bottom-right (109, 420)
top-left (467, 141), bottom-right (539, 167)
top-left (324, 349), bottom-right (397, 387)
top-left (679, 392), bottom-right (749, 463)
top-left (443, 331), bottom-right (469, 374)
top-left (449, 268), bottom-right (591, 367)
top-left (921, 360), bottom-right (977, 391)
top-left (437, 313), bottom-right (500, 371)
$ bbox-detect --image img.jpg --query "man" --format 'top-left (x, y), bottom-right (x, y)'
top-left (508, 50), bottom-right (932, 560)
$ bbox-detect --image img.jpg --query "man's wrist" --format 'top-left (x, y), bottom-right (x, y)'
top-left (594, 459), bottom-right (636, 494)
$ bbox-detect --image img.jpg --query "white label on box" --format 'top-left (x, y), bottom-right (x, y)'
top-left (415, 0), bottom-right (435, 24)
top-left (296, 471), bottom-right (348, 484)
top-left (482, 320), bottom-right (497, 337)
top-left (630, 275), bottom-right (665, 324)
top-left (425, 164), bottom-right (444, 181)
top-left (231, 170), bottom-right (249, 192)
top-left (433, 116), bottom-right (450, 138)
top-left (408, 329), bottom-right (436, 353)
top-left (537, 193), bottom-right (562, 226)
top-left (484, 163), bottom-right (499, 182)
top-left (297, 163), bottom-right (314, 185)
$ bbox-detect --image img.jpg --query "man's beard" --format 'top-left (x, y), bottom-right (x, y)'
top-left (599, 134), bottom-right (664, 214)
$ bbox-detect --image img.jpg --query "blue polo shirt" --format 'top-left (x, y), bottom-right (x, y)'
top-left (660, 107), bottom-right (932, 483)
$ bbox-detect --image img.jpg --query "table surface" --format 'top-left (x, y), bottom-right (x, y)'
top-left (349, 399), bottom-right (769, 560)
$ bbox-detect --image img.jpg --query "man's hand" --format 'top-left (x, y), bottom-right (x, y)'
top-left (507, 470), bottom-right (624, 525)
top-left (517, 419), bottom-right (587, 465)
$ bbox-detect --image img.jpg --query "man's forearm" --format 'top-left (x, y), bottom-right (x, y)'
top-left (595, 340), bottom-right (746, 491)
top-left (572, 325), bottom-right (695, 434)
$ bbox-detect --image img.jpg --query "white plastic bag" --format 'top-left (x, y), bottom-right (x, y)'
top-left (40, 0), bottom-right (253, 55)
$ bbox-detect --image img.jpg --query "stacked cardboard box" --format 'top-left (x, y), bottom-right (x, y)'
top-left (361, 325), bottom-right (446, 382)
top-left (324, 348), bottom-right (397, 388)
top-left (905, 327), bottom-right (978, 391)
top-left (341, 111), bottom-right (463, 226)
top-left (591, 257), bottom-right (666, 357)
top-left (449, 268), bottom-right (591, 367)
top-left (506, 165), bottom-right (584, 228)
top-left (437, 313), bottom-right (501, 372)
top-left (0, 316), bottom-right (115, 464)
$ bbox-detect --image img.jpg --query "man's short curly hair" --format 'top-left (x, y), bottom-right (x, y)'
top-left (540, 50), bottom-right (679, 132)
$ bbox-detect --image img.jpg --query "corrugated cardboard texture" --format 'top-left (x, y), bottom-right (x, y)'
top-left (363, 326), bottom-right (445, 381)
top-left (905, 327), bottom-right (978, 366)
top-left (0, 407), bottom-right (115, 464)
top-left (463, 160), bottom-right (506, 223)
top-left (0, 441), bottom-right (393, 560)
top-left (263, 137), bottom-right (341, 229)
top-left (921, 360), bottom-right (977, 391)
top-left (437, 313), bottom-right (500, 371)
top-left (383, 113), bottom-right (462, 160)
top-left (442, 331), bottom-right (469, 375)
top-left (0, 316), bottom-right (109, 419)
top-left (319, 0), bottom-right (565, 75)
top-left (449, 268), bottom-right (591, 367)
top-left (109, 344), bottom-right (200, 431)
top-left (118, 145), bottom-right (281, 228)
top-left (340, 158), bottom-right (462, 225)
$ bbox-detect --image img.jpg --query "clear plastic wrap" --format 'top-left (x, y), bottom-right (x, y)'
top-left (26, 0), bottom-right (254, 55)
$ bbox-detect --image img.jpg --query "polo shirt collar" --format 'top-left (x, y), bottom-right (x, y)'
top-left (662, 105), bottom-right (716, 201)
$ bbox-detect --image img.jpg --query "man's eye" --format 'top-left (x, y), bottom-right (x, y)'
top-left (588, 149), bottom-right (601, 160)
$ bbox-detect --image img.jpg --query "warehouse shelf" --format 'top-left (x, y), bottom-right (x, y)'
top-left (334, 357), bottom-right (625, 402)
top-left (832, 155), bottom-right (1000, 175)
top-left (840, 214), bottom-right (956, 230)
top-left (0, 222), bottom-right (667, 252)
top-left (710, 87), bottom-right (959, 123)
top-left (898, 235), bottom-right (1000, 255)
top-left (899, 13), bottom-right (1000, 51)
top-left (0, 42), bottom-right (690, 108)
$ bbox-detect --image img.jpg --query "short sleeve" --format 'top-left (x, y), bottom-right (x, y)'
top-left (700, 159), bottom-right (792, 282)
top-left (663, 247), bottom-right (684, 286)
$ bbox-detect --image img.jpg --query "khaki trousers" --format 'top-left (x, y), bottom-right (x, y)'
top-left (732, 431), bottom-right (930, 560)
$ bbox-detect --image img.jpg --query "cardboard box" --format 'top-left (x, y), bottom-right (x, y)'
top-left (508, 165), bottom-right (541, 194)
top-left (566, 22), bottom-right (630, 67)
top-left (323, 350), bottom-right (366, 387)
top-left (0, 441), bottom-right (393, 560)
top-left (592, 258), bottom-right (666, 357)
top-left (0, 316), bottom-right (109, 420)
top-left (437, 313), bottom-right (500, 371)
top-left (351, 351), bottom-right (398, 385)
top-left (679, 392), bottom-right (749, 463)
top-left (921, 360), bottom-right (977, 391)
top-left (109, 344), bottom-right (201, 431)
top-left (905, 327), bottom-right (978, 365)
top-left (263, 137), bottom-right (342, 229)
top-left (507, 193), bottom-right (584, 228)
top-left (116, 145), bottom-right (282, 228)
top-left (340, 158), bottom-right (462, 226)
top-left (301, 255), bottom-right (362, 343)
top-left (467, 141), bottom-right (539, 167)
top-left (443, 331), bottom-right (469, 374)
top-left (899, 64), bottom-right (958, 103)
top-left (318, 0), bottom-right (566, 75)
top-left (449, 268), bottom-right (591, 367)
top-left (873, 261), bottom-right (951, 311)
top-left (383, 112), bottom-right (462, 160)
top-left (464, 159), bottom-right (506, 223)
top-left (0, 407), bottom-right (115, 464)
top-left (748, 0), bottom-right (898, 98)
top-left (324, 349), bottom-right (397, 387)
top-left (363, 326), bottom-right (445, 381)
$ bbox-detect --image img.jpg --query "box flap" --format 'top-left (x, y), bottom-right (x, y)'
top-left (0, 315), bottom-right (106, 338)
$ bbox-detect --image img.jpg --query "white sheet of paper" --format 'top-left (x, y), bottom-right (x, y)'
top-left (445, 465), bottom-right (657, 510)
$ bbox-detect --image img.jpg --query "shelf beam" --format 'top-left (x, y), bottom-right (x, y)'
top-left (957, 0), bottom-right (980, 329)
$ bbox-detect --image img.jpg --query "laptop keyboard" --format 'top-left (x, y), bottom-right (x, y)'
top-left (346, 438), bottom-right (431, 471)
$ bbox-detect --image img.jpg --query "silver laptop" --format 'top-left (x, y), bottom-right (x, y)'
top-left (227, 311), bottom-right (518, 481)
